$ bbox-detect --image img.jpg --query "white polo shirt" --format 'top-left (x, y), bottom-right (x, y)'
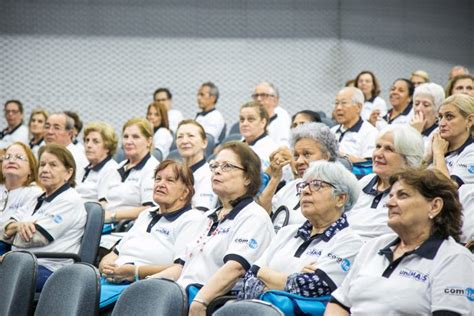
top-left (115, 204), bottom-right (205, 266)
top-left (152, 126), bottom-right (173, 159)
top-left (444, 138), bottom-right (474, 186)
top-left (346, 174), bottom-right (395, 241)
top-left (12, 184), bottom-right (87, 272)
top-left (66, 142), bottom-right (89, 184)
top-left (267, 106), bottom-right (291, 147)
top-left (331, 118), bottom-right (378, 159)
top-left (195, 108), bottom-right (226, 143)
top-left (105, 153), bottom-right (159, 213)
top-left (382, 103), bottom-right (414, 126)
top-left (0, 184), bottom-right (43, 223)
top-left (76, 156), bottom-right (121, 202)
top-left (255, 216), bottom-right (363, 291)
top-left (459, 184), bottom-right (474, 243)
top-left (0, 124), bottom-right (29, 149)
top-left (169, 108), bottom-right (184, 134)
top-left (30, 138), bottom-right (45, 159)
top-left (331, 234), bottom-right (474, 315)
top-left (271, 179), bottom-right (306, 231)
top-left (190, 159), bottom-right (218, 211)
top-left (361, 96), bottom-right (388, 122)
top-left (176, 197), bottom-right (275, 288)
top-left (421, 123), bottom-right (438, 150)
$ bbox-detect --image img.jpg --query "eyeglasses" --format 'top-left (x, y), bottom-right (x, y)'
top-left (4, 110), bottom-right (20, 115)
top-left (209, 160), bottom-right (246, 173)
top-left (296, 179), bottom-right (336, 194)
top-left (251, 93), bottom-right (274, 100)
top-left (2, 153), bottom-right (28, 162)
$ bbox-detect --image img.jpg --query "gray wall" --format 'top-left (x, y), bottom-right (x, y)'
top-left (1, 0), bottom-right (472, 133)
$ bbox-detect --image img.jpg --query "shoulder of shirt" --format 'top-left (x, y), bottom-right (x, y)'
top-left (358, 173), bottom-right (377, 185)
top-left (276, 223), bottom-right (300, 237)
top-left (361, 120), bottom-right (378, 132)
top-left (179, 208), bottom-right (206, 221)
top-left (332, 226), bottom-right (364, 244)
top-left (438, 237), bottom-right (474, 259)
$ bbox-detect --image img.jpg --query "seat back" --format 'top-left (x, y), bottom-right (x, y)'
top-left (166, 148), bottom-right (183, 162)
top-left (112, 278), bottom-right (187, 316)
top-left (218, 123), bottom-right (227, 144)
top-left (35, 263), bottom-right (100, 316)
top-left (0, 251), bottom-right (38, 316)
top-left (205, 134), bottom-right (216, 158)
top-left (113, 147), bottom-right (126, 163)
top-left (221, 133), bottom-right (243, 145)
top-left (214, 299), bottom-right (283, 316)
top-left (228, 121), bottom-right (240, 135)
top-left (152, 147), bottom-right (163, 161)
top-left (80, 202), bottom-right (105, 264)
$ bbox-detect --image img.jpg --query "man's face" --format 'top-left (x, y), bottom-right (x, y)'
top-left (333, 89), bottom-right (361, 126)
top-left (44, 114), bottom-right (72, 146)
top-left (154, 91), bottom-right (172, 111)
top-left (4, 102), bottom-right (23, 128)
top-left (252, 83), bottom-right (278, 116)
top-left (197, 85), bottom-right (216, 111)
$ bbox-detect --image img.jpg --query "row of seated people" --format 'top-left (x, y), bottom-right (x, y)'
top-left (0, 123), bottom-right (472, 314)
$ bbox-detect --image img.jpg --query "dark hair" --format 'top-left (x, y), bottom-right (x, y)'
top-left (393, 78), bottom-right (415, 98)
top-left (201, 81), bottom-right (219, 103)
top-left (147, 101), bottom-right (170, 130)
top-left (354, 71), bottom-right (382, 99)
top-left (4, 100), bottom-right (24, 114)
top-left (153, 88), bottom-right (172, 100)
top-left (64, 111), bottom-right (83, 134)
top-left (218, 141), bottom-right (261, 197)
top-left (38, 143), bottom-right (77, 187)
top-left (154, 159), bottom-right (195, 206)
top-left (389, 168), bottom-right (462, 242)
top-left (445, 74), bottom-right (473, 97)
top-left (291, 110), bottom-right (322, 125)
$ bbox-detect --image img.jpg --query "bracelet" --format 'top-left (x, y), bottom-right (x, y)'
top-left (193, 298), bottom-right (208, 307)
top-left (134, 265), bottom-right (140, 282)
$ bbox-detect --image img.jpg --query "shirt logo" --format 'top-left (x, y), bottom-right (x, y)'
top-left (468, 165), bottom-right (474, 174)
top-left (340, 258), bottom-right (351, 272)
top-left (398, 269), bottom-right (428, 282)
top-left (155, 227), bottom-right (170, 236)
top-left (248, 238), bottom-right (258, 249)
top-left (234, 238), bottom-right (258, 249)
top-left (52, 214), bottom-right (63, 224)
top-left (444, 287), bottom-right (474, 302)
top-left (305, 249), bottom-right (322, 257)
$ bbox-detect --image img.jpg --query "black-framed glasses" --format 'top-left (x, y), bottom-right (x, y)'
top-left (2, 153), bottom-right (28, 162)
top-left (209, 160), bottom-right (246, 173)
top-left (296, 179), bottom-right (336, 194)
top-left (251, 93), bottom-right (274, 100)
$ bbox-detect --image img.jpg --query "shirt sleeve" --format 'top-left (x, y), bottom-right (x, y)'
top-left (448, 149), bottom-right (474, 185)
top-left (173, 211), bottom-right (207, 259)
top-left (97, 167), bottom-right (121, 201)
top-left (361, 127), bottom-right (378, 159)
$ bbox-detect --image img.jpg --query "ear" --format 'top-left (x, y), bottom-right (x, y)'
top-left (466, 113), bottom-right (474, 130)
top-left (429, 197), bottom-right (443, 219)
top-left (202, 138), bottom-right (208, 150)
top-left (64, 167), bottom-right (74, 182)
top-left (335, 193), bottom-right (348, 209)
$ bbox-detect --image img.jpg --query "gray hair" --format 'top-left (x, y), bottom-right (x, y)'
top-left (290, 122), bottom-right (339, 162)
top-left (414, 82), bottom-right (445, 112)
top-left (378, 125), bottom-right (424, 168)
top-left (303, 160), bottom-right (360, 212)
top-left (257, 81), bottom-right (279, 98)
top-left (50, 112), bottom-right (75, 131)
top-left (341, 87), bottom-right (364, 105)
top-left (201, 81), bottom-right (219, 103)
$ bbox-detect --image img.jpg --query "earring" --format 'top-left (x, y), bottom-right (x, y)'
top-left (429, 214), bottom-right (434, 219)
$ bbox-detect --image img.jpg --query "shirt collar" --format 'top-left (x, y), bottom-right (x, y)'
top-left (207, 195), bottom-right (254, 222)
top-left (149, 204), bottom-right (192, 222)
top-left (196, 108), bottom-right (216, 117)
top-left (190, 158), bottom-right (206, 173)
top-left (29, 137), bottom-right (44, 148)
top-left (366, 95), bottom-right (377, 103)
top-left (336, 117), bottom-right (364, 134)
top-left (1, 123), bottom-right (23, 137)
top-left (294, 214), bottom-right (349, 242)
top-left (362, 175), bottom-right (390, 196)
top-left (244, 132), bottom-right (267, 146)
top-left (269, 114), bottom-right (278, 124)
top-left (422, 122), bottom-right (438, 137)
top-left (445, 137), bottom-right (473, 157)
top-left (118, 153), bottom-right (152, 181)
top-left (34, 182), bottom-right (71, 213)
top-left (378, 234), bottom-right (445, 260)
top-left (89, 155), bottom-right (113, 172)
top-left (385, 103), bottom-right (413, 123)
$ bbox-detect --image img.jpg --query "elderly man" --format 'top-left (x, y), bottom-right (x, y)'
top-left (448, 65), bottom-right (469, 81)
top-left (153, 87), bottom-right (183, 133)
top-left (195, 82), bottom-right (226, 144)
top-left (252, 82), bottom-right (291, 146)
top-left (331, 87), bottom-right (378, 163)
top-left (44, 112), bottom-right (88, 182)
top-left (0, 100), bottom-right (29, 149)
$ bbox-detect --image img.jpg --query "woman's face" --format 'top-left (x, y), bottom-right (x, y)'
top-left (389, 80), bottom-right (411, 109)
top-left (29, 113), bottom-right (47, 136)
top-left (452, 78), bottom-right (474, 97)
top-left (239, 107), bottom-right (266, 142)
top-left (146, 106), bottom-right (162, 128)
top-left (299, 178), bottom-right (341, 221)
top-left (293, 138), bottom-right (327, 177)
top-left (153, 165), bottom-right (189, 211)
top-left (291, 113), bottom-right (312, 128)
top-left (411, 75), bottom-right (427, 88)
top-left (211, 149), bottom-right (248, 200)
top-left (386, 180), bottom-right (437, 233)
top-left (357, 73), bottom-right (374, 97)
top-left (84, 131), bottom-right (109, 166)
top-left (38, 152), bottom-right (73, 195)
top-left (413, 94), bottom-right (437, 128)
top-left (176, 124), bottom-right (207, 160)
top-left (438, 103), bottom-right (472, 143)
top-left (372, 133), bottom-right (407, 179)
top-left (2, 144), bottom-right (30, 186)
top-left (122, 125), bottom-right (151, 161)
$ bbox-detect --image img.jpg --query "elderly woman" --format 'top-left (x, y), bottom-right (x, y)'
top-left (326, 168), bottom-right (474, 315)
top-left (382, 78), bottom-right (415, 125)
top-left (98, 160), bottom-right (204, 308)
top-left (354, 70), bottom-right (387, 126)
top-left (28, 108), bottom-right (48, 158)
top-left (150, 141), bottom-right (275, 316)
top-left (146, 101), bottom-right (173, 158)
top-left (258, 123), bottom-right (339, 229)
top-left (176, 120), bottom-right (217, 211)
top-left (426, 94), bottom-right (474, 186)
top-left (0, 142), bottom-right (43, 255)
top-left (445, 74), bottom-right (473, 97)
top-left (410, 70), bottom-right (430, 87)
top-left (103, 118), bottom-right (159, 222)
top-left (409, 82), bottom-right (445, 147)
top-left (346, 125), bottom-right (424, 240)
top-left (76, 122), bottom-right (121, 203)
top-left (0, 144), bottom-right (87, 290)
top-left (239, 160), bottom-right (362, 301)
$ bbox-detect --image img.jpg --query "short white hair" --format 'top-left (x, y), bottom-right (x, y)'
top-left (341, 87), bottom-right (364, 105)
top-left (414, 82), bottom-right (445, 112)
top-left (378, 125), bottom-right (424, 168)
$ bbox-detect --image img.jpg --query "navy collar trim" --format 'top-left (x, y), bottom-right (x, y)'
top-left (384, 103), bottom-right (413, 123)
top-left (294, 214), bottom-right (349, 242)
top-left (366, 95), bottom-right (377, 103)
top-left (153, 126), bottom-right (161, 134)
top-left (378, 234), bottom-right (445, 260)
top-left (422, 122), bottom-right (438, 137)
top-left (90, 155), bottom-right (113, 172)
top-left (335, 117), bottom-right (364, 140)
top-left (0, 123), bottom-right (23, 138)
top-left (196, 108), bottom-right (216, 117)
top-left (29, 137), bottom-right (44, 148)
top-left (208, 195), bottom-right (254, 222)
top-left (445, 137), bottom-right (473, 157)
top-left (245, 132), bottom-right (267, 146)
top-left (149, 204), bottom-right (192, 222)
top-left (362, 175), bottom-right (390, 195)
top-left (190, 158), bottom-right (206, 173)
top-left (118, 153), bottom-right (151, 182)
top-left (269, 114), bottom-right (278, 124)
top-left (34, 182), bottom-right (71, 213)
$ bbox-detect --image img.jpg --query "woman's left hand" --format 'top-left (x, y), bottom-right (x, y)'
top-left (102, 264), bottom-right (135, 283)
top-left (188, 301), bottom-right (207, 316)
